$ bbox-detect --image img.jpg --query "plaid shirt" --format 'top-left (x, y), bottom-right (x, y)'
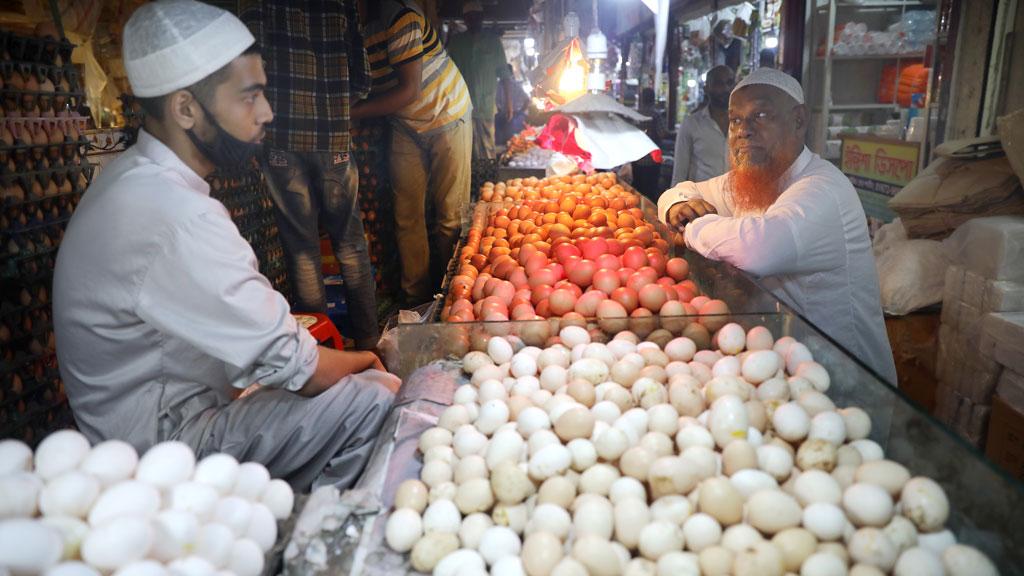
top-left (240, 0), bottom-right (371, 153)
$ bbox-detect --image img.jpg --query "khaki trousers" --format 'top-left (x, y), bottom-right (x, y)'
top-left (472, 117), bottom-right (496, 159)
top-left (390, 118), bottom-right (472, 303)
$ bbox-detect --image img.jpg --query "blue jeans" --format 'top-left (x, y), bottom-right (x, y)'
top-left (261, 150), bottom-right (379, 350)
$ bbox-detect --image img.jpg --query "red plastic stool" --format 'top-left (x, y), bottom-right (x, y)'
top-left (293, 313), bottom-right (344, 350)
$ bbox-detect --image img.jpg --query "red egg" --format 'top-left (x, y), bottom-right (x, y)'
top-left (536, 298), bottom-right (551, 318)
top-left (518, 243), bottom-right (538, 265)
top-left (478, 296), bottom-right (508, 316)
top-left (638, 284), bottom-right (668, 313)
top-left (683, 302), bottom-right (699, 315)
top-left (629, 307), bottom-right (656, 337)
top-left (483, 277), bottom-right (503, 297)
top-left (472, 274), bottom-right (491, 301)
top-left (484, 310), bottom-right (509, 322)
top-left (509, 267), bottom-right (529, 289)
top-left (617, 267), bottom-right (636, 285)
top-left (511, 302), bottom-right (536, 320)
top-left (622, 246), bottom-right (648, 269)
top-left (605, 239), bottom-right (626, 256)
top-left (611, 286), bottom-right (639, 312)
top-left (690, 295), bottom-right (710, 310)
top-left (645, 250), bottom-right (667, 276)
top-left (656, 277), bottom-right (675, 289)
top-left (678, 280), bottom-right (699, 294)
top-left (626, 272), bottom-right (654, 293)
top-left (547, 263), bottom-right (565, 281)
top-left (574, 290), bottom-right (607, 317)
top-left (492, 281), bottom-right (516, 306)
top-left (579, 237), bottom-right (608, 260)
top-left (567, 259), bottom-right (597, 288)
top-left (549, 288), bottom-right (577, 315)
top-left (636, 266), bottom-right (659, 282)
top-left (597, 299), bottom-right (629, 333)
top-left (592, 268), bottom-right (621, 295)
top-left (666, 257), bottom-right (690, 281)
top-left (561, 311), bottom-right (588, 328)
top-left (525, 252), bottom-right (549, 275)
top-left (554, 242), bottom-right (582, 264)
top-left (554, 280), bottom-right (583, 299)
top-left (596, 253), bottom-right (621, 270)
top-left (532, 284), bottom-right (553, 306)
top-left (561, 255), bottom-right (581, 273)
top-left (529, 267), bottom-right (560, 288)
top-left (674, 284), bottom-right (697, 303)
top-left (450, 298), bottom-right (473, 315)
top-left (698, 299), bottom-right (731, 332)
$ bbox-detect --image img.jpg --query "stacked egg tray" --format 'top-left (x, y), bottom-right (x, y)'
top-left (351, 119), bottom-right (400, 300)
top-left (208, 168), bottom-right (290, 300)
top-left (0, 31), bottom-right (90, 445)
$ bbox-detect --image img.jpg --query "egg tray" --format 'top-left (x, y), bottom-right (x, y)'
top-left (0, 31), bottom-right (75, 66)
top-left (0, 395), bottom-right (73, 446)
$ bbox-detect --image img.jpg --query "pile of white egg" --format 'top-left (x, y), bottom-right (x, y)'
top-left (0, 434), bottom-right (294, 576)
top-left (507, 148), bottom-right (554, 170)
top-left (384, 323), bottom-right (1000, 576)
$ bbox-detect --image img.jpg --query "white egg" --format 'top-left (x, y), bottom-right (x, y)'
top-left (799, 552), bottom-right (846, 576)
top-left (226, 539), bottom-right (263, 576)
top-left (511, 354), bottom-right (538, 379)
top-left (756, 444), bottom-right (794, 482)
top-left (195, 523), bottom-right (234, 568)
top-left (43, 561), bottom-right (101, 576)
top-left (525, 504), bottom-right (571, 541)
top-left (638, 520), bottom-right (685, 560)
top-left (839, 407), bottom-right (872, 441)
top-left (434, 548), bottom-right (486, 576)
top-left (681, 513), bottom-right (721, 552)
top-left (193, 454), bottom-right (240, 496)
top-left (463, 351), bottom-right (494, 374)
top-left (843, 483), bottom-right (894, 527)
top-left (479, 525), bottom-right (522, 565)
top-left (423, 499), bottom-right (461, 534)
top-left (849, 439), bottom-right (884, 462)
top-left (808, 412), bottom-right (846, 446)
top-left (793, 470), bottom-right (842, 506)
top-left (242, 503), bottom-right (276, 553)
top-left (39, 471), bottom-right (100, 519)
top-left (728, 469), bottom-right (778, 500)
top-left (488, 338), bottom-right (515, 365)
top-left (135, 442), bottom-right (195, 490)
top-left (741, 351), bottom-right (780, 384)
top-left (797, 390), bottom-right (836, 417)
top-left (453, 426), bottom-right (489, 458)
top-left (708, 396), bottom-right (748, 449)
top-left (476, 400), bottom-right (511, 436)
top-left (517, 407), bottom-right (551, 438)
top-left (529, 444), bottom-right (572, 481)
top-left (79, 441), bottom-right (138, 487)
top-left (453, 385), bottom-right (478, 405)
top-left (569, 358), bottom-right (610, 386)
top-left (0, 440), bottom-right (33, 474)
top-left (917, 529), bottom-right (955, 555)
top-left (231, 462), bottom-right (269, 501)
top-left (719, 524), bottom-right (763, 554)
top-left (795, 362), bottom-right (830, 392)
top-left (479, 380), bottom-right (509, 403)
top-left (942, 544), bottom-right (998, 576)
top-left (664, 338), bottom-right (697, 362)
top-left (802, 501), bottom-right (846, 541)
top-left (784, 343), bottom-right (813, 375)
top-left (491, 556), bottom-right (526, 576)
top-left (716, 324), bottom-right (746, 355)
top-left (847, 527), bottom-right (898, 571)
top-left (772, 402), bottom-right (810, 443)
top-left (648, 495), bottom-right (692, 527)
top-left (899, 477), bottom-right (949, 532)
top-left (711, 356), bottom-right (740, 378)
top-left (573, 497), bottom-right (614, 540)
top-left (0, 472), bottom-right (43, 518)
top-left (211, 497), bottom-right (252, 537)
top-left (88, 481), bottom-right (161, 526)
top-left (112, 561), bottom-right (169, 576)
top-left (40, 516), bottom-right (90, 561)
top-left (167, 555), bottom-right (216, 576)
top-left (81, 516), bottom-right (153, 572)
top-left (744, 327), bottom-right (774, 351)
top-left (35, 431), bottom-right (91, 481)
top-left (385, 508), bottom-right (422, 552)
top-left (559, 326), bottom-right (591, 349)
top-left (893, 546), bottom-right (943, 576)
top-left (150, 509), bottom-right (200, 562)
top-left (0, 518), bottom-right (63, 576)
top-left (170, 482), bottom-right (219, 520)
top-left (746, 489), bottom-right (802, 535)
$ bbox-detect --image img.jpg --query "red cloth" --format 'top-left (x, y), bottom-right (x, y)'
top-left (537, 114), bottom-right (591, 159)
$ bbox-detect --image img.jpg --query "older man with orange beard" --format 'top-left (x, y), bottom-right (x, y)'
top-left (658, 68), bottom-right (897, 383)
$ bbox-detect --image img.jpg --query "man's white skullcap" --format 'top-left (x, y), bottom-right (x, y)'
top-left (731, 67), bottom-right (805, 104)
top-left (463, 1), bottom-right (484, 14)
top-left (123, 0), bottom-right (255, 98)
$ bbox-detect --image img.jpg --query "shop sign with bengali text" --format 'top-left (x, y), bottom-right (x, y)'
top-left (839, 135), bottom-right (920, 197)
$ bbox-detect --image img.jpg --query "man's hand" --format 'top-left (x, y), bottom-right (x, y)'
top-left (667, 199), bottom-right (717, 231)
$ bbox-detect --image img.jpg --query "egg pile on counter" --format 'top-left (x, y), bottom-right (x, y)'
top-left (0, 435), bottom-right (294, 576)
top-left (383, 325), bottom-right (999, 576)
top-left (445, 173), bottom-right (730, 330)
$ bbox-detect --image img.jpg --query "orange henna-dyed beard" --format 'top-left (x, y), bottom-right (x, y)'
top-left (728, 154), bottom-right (790, 214)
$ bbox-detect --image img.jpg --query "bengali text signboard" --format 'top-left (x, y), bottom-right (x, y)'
top-left (840, 135), bottom-right (920, 197)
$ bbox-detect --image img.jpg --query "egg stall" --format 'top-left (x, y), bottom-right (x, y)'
top-left (275, 171), bottom-right (1024, 576)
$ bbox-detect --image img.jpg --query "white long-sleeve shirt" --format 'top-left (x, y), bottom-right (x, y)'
top-left (671, 105), bottom-right (728, 185)
top-left (54, 129), bottom-right (319, 450)
top-left (658, 147), bottom-right (897, 383)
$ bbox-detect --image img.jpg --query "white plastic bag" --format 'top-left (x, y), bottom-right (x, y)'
top-left (942, 216), bottom-right (1024, 282)
top-left (875, 238), bottom-right (949, 315)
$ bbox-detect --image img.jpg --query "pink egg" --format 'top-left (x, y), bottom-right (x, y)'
top-left (554, 242), bottom-right (582, 264)
top-left (666, 258), bottom-right (690, 281)
top-left (525, 252), bottom-right (549, 275)
top-left (617, 267), bottom-right (636, 285)
top-left (509, 267), bottom-right (529, 289)
top-left (536, 298), bottom-right (551, 318)
top-left (638, 284), bottom-right (668, 313)
top-left (626, 272), bottom-right (654, 293)
top-left (690, 295), bottom-right (710, 309)
top-left (529, 267), bottom-right (560, 288)
top-left (450, 298), bottom-right (473, 315)
top-left (592, 269), bottom-right (621, 295)
top-left (549, 289), bottom-right (577, 316)
top-left (574, 290), bottom-right (607, 317)
top-left (547, 263), bottom-right (565, 281)
top-left (656, 277), bottom-right (675, 289)
top-left (472, 274), bottom-right (491, 301)
top-left (611, 287), bottom-right (639, 312)
top-left (531, 285), bottom-right (553, 305)
top-left (605, 240), bottom-right (626, 256)
top-left (645, 250), bottom-right (667, 276)
top-left (674, 285), bottom-right (697, 303)
top-left (483, 277), bottom-right (503, 297)
top-left (596, 253), bottom-right (621, 270)
top-left (492, 280), bottom-right (516, 306)
top-left (636, 266), bottom-right (659, 282)
top-left (622, 246), bottom-right (648, 269)
top-left (698, 299), bottom-right (731, 332)
top-left (484, 310), bottom-right (509, 322)
top-left (554, 280), bottom-right (583, 298)
top-left (567, 259), bottom-right (597, 288)
top-left (511, 302), bottom-right (536, 320)
top-left (579, 237), bottom-right (608, 260)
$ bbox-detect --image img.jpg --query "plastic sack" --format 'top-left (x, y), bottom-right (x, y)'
top-left (872, 218), bottom-right (908, 258)
top-left (875, 237), bottom-right (949, 315)
top-left (942, 216), bottom-right (1024, 283)
top-left (377, 299), bottom-right (441, 373)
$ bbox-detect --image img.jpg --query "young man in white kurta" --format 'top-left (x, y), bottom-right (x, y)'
top-left (659, 68), bottom-right (896, 383)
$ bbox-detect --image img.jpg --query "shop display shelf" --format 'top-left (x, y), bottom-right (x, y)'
top-left (1, 189), bottom-right (81, 209)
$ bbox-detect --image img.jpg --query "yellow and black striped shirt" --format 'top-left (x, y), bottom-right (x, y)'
top-left (364, 0), bottom-right (472, 133)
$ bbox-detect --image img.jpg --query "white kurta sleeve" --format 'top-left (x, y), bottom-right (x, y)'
top-left (657, 172), bottom-right (732, 223)
top-left (683, 175), bottom-right (847, 278)
top-left (136, 209), bottom-right (319, 392)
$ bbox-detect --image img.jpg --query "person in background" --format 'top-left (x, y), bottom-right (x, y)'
top-left (240, 0), bottom-right (380, 351)
top-left (354, 0), bottom-right (472, 306)
top-left (54, 0), bottom-right (397, 492)
top-left (495, 64), bottom-right (529, 145)
top-left (713, 19), bottom-right (744, 72)
top-left (446, 0), bottom-right (512, 160)
top-left (658, 68), bottom-right (897, 382)
top-left (632, 87), bottom-right (667, 202)
top-left (672, 64), bottom-right (734, 185)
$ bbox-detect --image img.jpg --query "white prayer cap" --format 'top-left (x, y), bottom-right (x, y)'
top-left (123, 0), bottom-right (255, 98)
top-left (463, 1), bottom-right (484, 14)
top-left (731, 67), bottom-right (805, 105)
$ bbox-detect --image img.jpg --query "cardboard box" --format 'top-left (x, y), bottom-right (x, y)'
top-left (885, 313), bottom-right (941, 413)
top-left (943, 264), bottom-right (965, 306)
top-left (996, 370), bottom-right (1024, 413)
top-left (986, 395), bottom-right (1024, 480)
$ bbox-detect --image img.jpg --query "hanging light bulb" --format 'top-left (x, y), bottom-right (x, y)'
top-left (765, 35), bottom-right (779, 49)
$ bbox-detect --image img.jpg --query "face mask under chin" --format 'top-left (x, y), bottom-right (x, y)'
top-left (186, 98), bottom-right (263, 172)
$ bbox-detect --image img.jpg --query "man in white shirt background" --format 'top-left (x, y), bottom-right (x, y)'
top-left (53, 0), bottom-right (398, 491)
top-left (659, 68), bottom-right (897, 383)
top-left (672, 64), bottom-right (734, 185)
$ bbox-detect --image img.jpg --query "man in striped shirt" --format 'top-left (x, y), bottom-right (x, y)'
top-left (354, 0), bottom-right (473, 305)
